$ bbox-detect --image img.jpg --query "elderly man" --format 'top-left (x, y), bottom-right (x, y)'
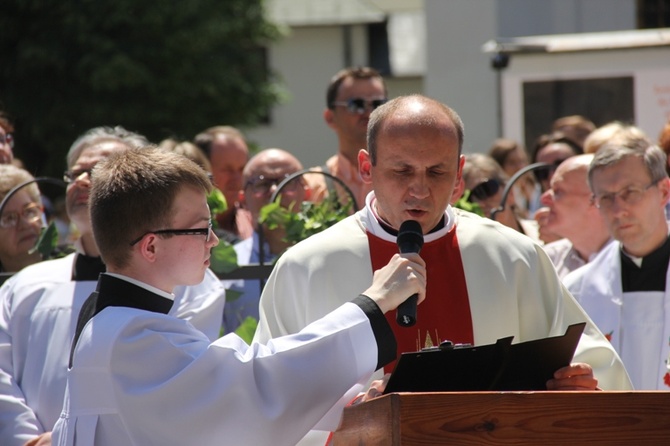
top-left (540, 154), bottom-right (612, 278)
top-left (0, 127), bottom-right (225, 446)
top-left (564, 132), bottom-right (670, 390)
top-left (223, 148), bottom-right (309, 332)
top-left (255, 94), bottom-right (631, 446)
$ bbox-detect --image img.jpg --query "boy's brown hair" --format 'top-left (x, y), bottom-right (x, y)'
top-left (90, 147), bottom-right (212, 268)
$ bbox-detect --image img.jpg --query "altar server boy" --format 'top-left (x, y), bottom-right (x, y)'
top-left (52, 147), bottom-right (426, 446)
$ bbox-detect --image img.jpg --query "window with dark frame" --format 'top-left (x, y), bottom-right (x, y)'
top-left (522, 77), bottom-right (635, 151)
top-left (637, 0), bottom-right (670, 28)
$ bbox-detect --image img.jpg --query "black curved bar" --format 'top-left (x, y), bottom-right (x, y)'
top-left (0, 177), bottom-right (67, 215)
top-left (489, 162), bottom-right (550, 220)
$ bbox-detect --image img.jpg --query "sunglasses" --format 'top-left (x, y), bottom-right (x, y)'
top-left (468, 178), bottom-right (502, 202)
top-left (330, 98), bottom-right (387, 114)
top-left (534, 159), bottom-right (568, 182)
top-left (244, 174), bottom-right (303, 196)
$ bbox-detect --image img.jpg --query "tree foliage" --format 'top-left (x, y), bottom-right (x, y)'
top-left (0, 0), bottom-right (283, 176)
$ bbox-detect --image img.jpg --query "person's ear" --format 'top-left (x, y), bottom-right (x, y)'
top-left (138, 234), bottom-right (158, 263)
top-left (451, 177), bottom-right (465, 204)
top-left (658, 177), bottom-right (670, 206)
top-left (450, 155), bottom-right (466, 203)
top-left (238, 189), bottom-right (246, 206)
top-left (303, 183), bottom-right (312, 201)
top-left (324, 108), bottom-right (336, 130)
top-left (359, 149), bottom-right (373, 184)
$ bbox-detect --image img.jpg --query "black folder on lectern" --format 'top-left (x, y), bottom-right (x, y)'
top-left (384, 322), bottom-right (586, 394)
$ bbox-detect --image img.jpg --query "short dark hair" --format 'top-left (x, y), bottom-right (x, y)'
top-left (588, 134), bottom-right (667, 192)
top-left (488, 138), bottom-right (524, 168)
top-left (90, 147), bottom-right (212, 268)
top-left (326, 66), bottom-right (386, 109)
top-left (531, 131), bottom-right (583, 163)
top-left (193, 126), bottom-right (245, 159)
top-left (366, 95), bottom-right (464, 166)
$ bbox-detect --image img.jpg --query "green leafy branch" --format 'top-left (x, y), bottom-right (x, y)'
top-left (259, 194), bottom-right (352, 246)
top-left (453, 190), bottom-right (484, 216)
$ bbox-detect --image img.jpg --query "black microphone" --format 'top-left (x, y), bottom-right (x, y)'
top-left (396, 220), bottom-right (424, 327)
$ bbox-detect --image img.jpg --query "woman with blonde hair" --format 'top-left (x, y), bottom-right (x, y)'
top-left (0, 164), bottom-right (45, 273)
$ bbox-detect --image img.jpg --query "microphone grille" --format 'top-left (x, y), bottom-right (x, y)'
top-left (397, 220), bottom-right (424, 254)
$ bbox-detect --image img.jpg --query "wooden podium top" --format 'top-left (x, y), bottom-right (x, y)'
top-left (333, 391), bottom-right (670, 445)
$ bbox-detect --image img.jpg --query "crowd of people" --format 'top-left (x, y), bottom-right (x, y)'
top-left (0, 65), bottom-right (669, 445)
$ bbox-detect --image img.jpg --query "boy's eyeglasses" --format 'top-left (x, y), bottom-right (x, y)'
top-left (129, 220), bottom-right (213, 246)
top-left (0, 202), bottom-right (43, 229)
top-left (330, 98), bottom-right (387, 115)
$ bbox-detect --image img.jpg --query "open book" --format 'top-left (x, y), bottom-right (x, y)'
top-left (384, 322), bottom-right (586, 393)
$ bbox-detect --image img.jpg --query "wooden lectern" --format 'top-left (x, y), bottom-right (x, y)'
top-left (332, 391), bottom-right (670, 445)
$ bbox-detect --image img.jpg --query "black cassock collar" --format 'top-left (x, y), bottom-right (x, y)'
top-left (71, 253), bottom-right (106, 281)
top-left (69, 273), bottom-right (173, 367)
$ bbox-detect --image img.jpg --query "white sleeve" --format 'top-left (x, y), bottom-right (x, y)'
top-left (95, 302), bottom-right (379, 445)
top-left (171, 268), bottom-right (225, 340)
top-left (0, 278), bottom-right (44, 446)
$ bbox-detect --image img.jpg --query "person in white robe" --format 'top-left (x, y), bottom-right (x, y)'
top-left (564, 133), bottom-right (670, 390)
top-left (51, 147), bottom-right (426, 446)
top-left (254, 95), bottom-right (632, 446)
top-left (0, 127), bottom-right (225, 446)
top-left (0, 252), bottom-right (224, 446)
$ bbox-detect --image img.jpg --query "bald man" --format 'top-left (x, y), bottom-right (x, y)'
top-left (540, 154), bottom-right (612, 278)
top-left (254, 94), bottom-right (630, 446)
top-left (223, 148), bottom-right (309, 332)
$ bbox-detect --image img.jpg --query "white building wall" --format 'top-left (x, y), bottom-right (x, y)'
top-left (424, 0), bottom-right (499, 154)
top-left (245, 22), bottom-right (422, 168)
top-left (249, 0), bottom-right (641, 164)
top-left (245, 25), bottom-right (345, 167)
top-left (424, 0), bottom-right (638, 154)
top-left (496, 0), bottom-right (636, 35)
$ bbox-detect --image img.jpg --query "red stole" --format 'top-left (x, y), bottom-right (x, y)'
top-left (367, 227), bottom-right (474, 373)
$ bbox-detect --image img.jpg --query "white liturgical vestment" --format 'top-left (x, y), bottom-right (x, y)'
top-left (0, 253), bottom-right (225, 446)
top-left (255, 193), bottom-right (632, 446)
top-left (565, 240), bottom-right (670, 390)
top-left (51, 274), bottom-right (395, 446)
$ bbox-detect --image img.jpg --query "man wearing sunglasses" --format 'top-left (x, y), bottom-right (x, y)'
top-left (462, 153), bottom-right (539, 241)
top-left (222, 148), bottom-right (309, 333)
top-left (305, 66), bottom-right (388, 209)
top-left (564, 132), bottom-right (670, 390)
top-left (0, 127), bottom-right (225, 446)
